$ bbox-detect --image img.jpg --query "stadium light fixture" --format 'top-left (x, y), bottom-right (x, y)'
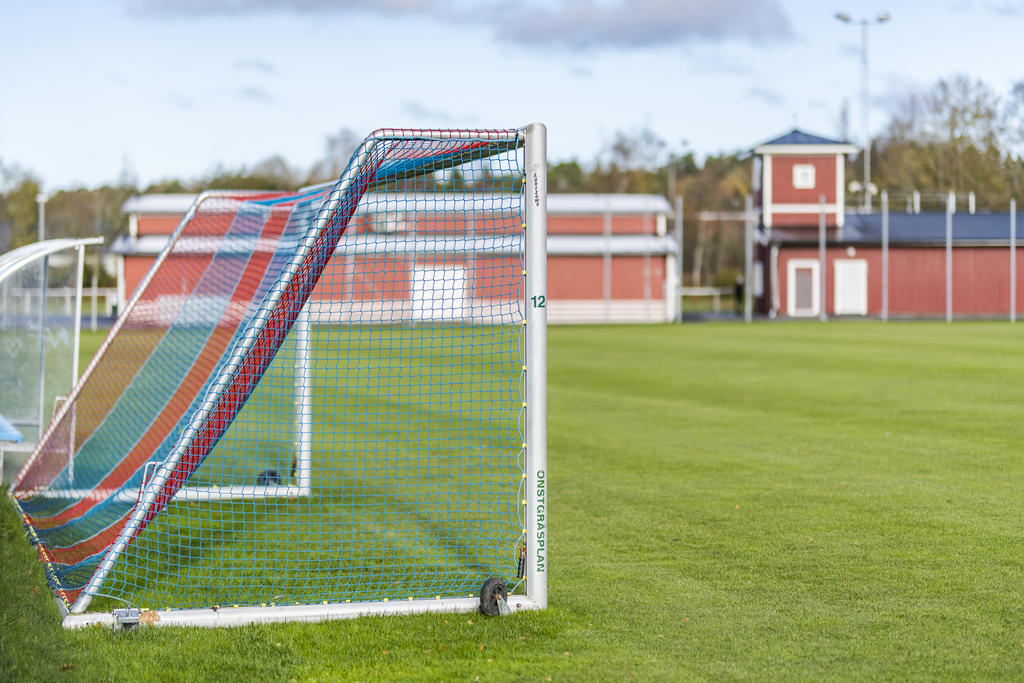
top-left (835, 10), bottom-right (891, 213)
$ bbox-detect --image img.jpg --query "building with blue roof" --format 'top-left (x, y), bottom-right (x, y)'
top-left (757, 203), bottom-right (1022, 318)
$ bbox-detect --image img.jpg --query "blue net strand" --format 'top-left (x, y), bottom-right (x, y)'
top-left (13, 129), bottom-right (530, 611)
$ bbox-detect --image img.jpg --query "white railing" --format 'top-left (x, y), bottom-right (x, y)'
top-left (679, 286), bottom-right (735, 314)
top-left (2, 287), bottom-right (119, 331)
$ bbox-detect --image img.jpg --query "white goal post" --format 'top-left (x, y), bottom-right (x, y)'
top-left (12, 124), bottom-right (548, 628)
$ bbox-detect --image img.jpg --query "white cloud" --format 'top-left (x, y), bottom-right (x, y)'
top-left (746, 86), bottom-right (785, 107)
top-left (236, 86), bottom-right (275, 103)
top-left (129, 0), bottom-right (434, 16)
top-left (687, 53), bottom-right (755, 76)
top-left (987, 1), bottom-right (1024, 15)
top-left (401, 101), bottom-right (457, 123)
top-left (498, 0), bottom-right (794, 50)
top-left (234, 59), bottom-right (275, 75)
top-left (127, 0), bottom-right (795, 51)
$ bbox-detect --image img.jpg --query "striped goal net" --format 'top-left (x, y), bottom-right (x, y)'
top-left (11, 125), bottom-right (548, 624)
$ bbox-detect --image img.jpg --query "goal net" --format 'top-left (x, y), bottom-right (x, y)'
top-left (1, 238), bottom-right (101, 478)
top-left (11, 125), bottom-right (548, 626)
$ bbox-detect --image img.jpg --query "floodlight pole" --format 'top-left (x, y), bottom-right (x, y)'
top-left (35, 192), bottom-right (49, 439)
top-left (36, 254), bottom-right (48, 440)
top-left (37, 192), bottom-right (47, 242)
top-left (90, 251), bottom-right (99, 332)
top-left (881, 191), bottom-right (889, 322)
top-left (1011, 199), bottom-right (1017, 324)
top-left (860, 19), bottom-right (871, 212)
top-left (675, 195), bottom-right (683, 322)
top-left (818, 196), bottom-right (828, 321)
top-left (35, 192), bottom-right (49, 441)
top-left (946, 191), bottom-right (954, 323)
top-left (835, 11), bottom-right (890, 213)
top-left (72, 246), bottom-right (85, 386)
top-left (744, 195), bottom-right (753, 323)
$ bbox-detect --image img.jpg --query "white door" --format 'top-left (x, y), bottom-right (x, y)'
top-left (412, 267), bottom-right (466, 320)
top-left (834, 259), bottom-right (868, 315)
top-left (786, 259), bottom-right (820, 317)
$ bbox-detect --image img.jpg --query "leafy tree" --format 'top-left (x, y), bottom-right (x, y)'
top-left (1, 172), bottom-right (42, 248)
top-left (549, 160), bottom-right (588, 192)
top-left (42, 185), bottom-right (136, 248)
top-left (674, 153), bottom-right (750, 285)
top-left (589, 127), bottom-right (670, 193)
top-left (873, 74), bottom-right (1012, 208)
top-left (143, 179), bottom-right (188, 194)
top-left (307, 127), bottom-right (362, 185)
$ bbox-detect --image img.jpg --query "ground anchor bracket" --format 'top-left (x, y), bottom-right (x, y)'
top-left (112, 608), bottom-right (140, 631)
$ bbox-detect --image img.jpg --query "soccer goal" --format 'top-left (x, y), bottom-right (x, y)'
top-left (11, 124), bottom-right (548, 628)
top-left (0, 237), bottom-right (104, 481)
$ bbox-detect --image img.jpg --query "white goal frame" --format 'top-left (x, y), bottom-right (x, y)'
top-left (30, 309), bottom-right (313, 504)
top-left (57, 123), bottom-right (547, 628)
top-left (0, 237), bottom-right (104, 481)
top-left (14, 211), bottom-right (314, 504)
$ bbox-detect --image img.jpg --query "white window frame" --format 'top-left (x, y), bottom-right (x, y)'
top-left (792, 164), bottom-right (816, 190)
top-left (787, 258), bottom-right (820, 317)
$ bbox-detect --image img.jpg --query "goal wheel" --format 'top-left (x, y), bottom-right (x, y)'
top-left (256, 469), bottom-right (281, 486)
top-left (479, 577), bottom-right (509, 617)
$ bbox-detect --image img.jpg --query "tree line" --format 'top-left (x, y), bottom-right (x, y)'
top-left (3, 74), bottom-right (1023, 284)
top-left (0, 128), bottom-right (366, 257)
top-left (550, 74), bottom-right (1024, 283)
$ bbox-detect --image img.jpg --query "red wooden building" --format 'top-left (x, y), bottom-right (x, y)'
top-left (749, 129), bottom-right (1024, 318)
top-left (115, 193), bottom-right (679, 324)
top-left (753, 129), bottom-right (858, 233)
top-left (765, 211), bottom-right (1024, 318)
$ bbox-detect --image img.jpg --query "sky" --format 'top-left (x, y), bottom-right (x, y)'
top-left (2, 0), bottom-right (1024, 190)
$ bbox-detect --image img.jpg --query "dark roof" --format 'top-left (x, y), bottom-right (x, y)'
top-left (845, 212), bottom-right (1024, 244)
top-left (771, 212), bottom-right (1024, 245)
top-left (756, 128), bottom-right (850, 147)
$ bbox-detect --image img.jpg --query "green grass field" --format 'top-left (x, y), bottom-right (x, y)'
top-left (5, 321), bottom-right (1024, 681)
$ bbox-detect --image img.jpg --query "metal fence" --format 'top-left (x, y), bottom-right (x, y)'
top-left (2, 286), bottom-right (118, 330)
top-left (728, 191), bottom-right (1024, 322)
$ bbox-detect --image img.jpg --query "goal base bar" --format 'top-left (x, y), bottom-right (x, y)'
top-left (20, 484), bottom-right (310, 503)
top-left (61, 595), bottom-right (543, 630)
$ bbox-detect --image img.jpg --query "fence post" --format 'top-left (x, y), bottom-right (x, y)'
top-left (881, 191), bottom-right (889, 322)
top-left (675, 195), bottom-right (683, 322)
top-left (946, 191), bottom-right (954, 324)
top-left (72, 246), bottom-right (85, 385)
top-left (744, 195), bottom-right (753, 323)
top-left (90, 251), bottom-right (99, 332)
top-left (819, 195), bottom-right (827, 322)
top-left (642, 211), bottom-right (652, 323)
top-left (36, 193), bottom-right (46, 242)
top-left (1012, 199), bottom-right (1017, 324)
top-left (603, 202), bottom-right (612, 324)
top-left (37, 255), bottom-right (49, 439)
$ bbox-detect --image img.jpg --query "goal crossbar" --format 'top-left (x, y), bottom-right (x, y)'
top-left (10, 124), bottom-right (548, 625)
